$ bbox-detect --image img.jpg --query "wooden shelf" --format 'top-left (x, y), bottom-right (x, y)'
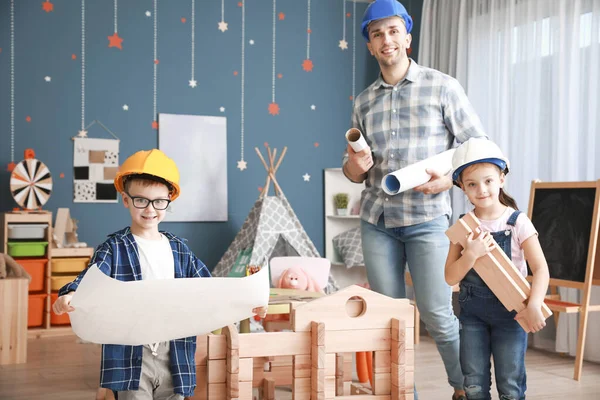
top-left (50, 247), bottom-right (94, 258)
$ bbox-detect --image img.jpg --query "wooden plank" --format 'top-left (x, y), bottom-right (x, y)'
top-left (293, 285), bottom-right (413, 332)
top-left (292, 377), bottom-right (311, 400)
top-left (373, 350), bottom-right (391, 374)
top-left (208, 334), bottom-right (226, 360)
top-left (238, 332), bottom-right (310, 357)
top-left (545, 299), bottom-right (581, 313)
top-left (195, 334), bottom-right (208, 366)
top-left (294, 354), bottom-right (311, 378)
top-left (207, 383), bottom-right (225, 400)
top-left (0, 278), bottom-right (28, 365)
top-left (207, 359), bottom-right (226, 383)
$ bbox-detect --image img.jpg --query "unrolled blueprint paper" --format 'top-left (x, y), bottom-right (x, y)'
top-left (68, 264), bottom-right (270, 345)
top-left (381, 149), bottom-right (456, 195)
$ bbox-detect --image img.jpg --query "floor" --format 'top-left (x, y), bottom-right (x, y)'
top-left (0, 335), bottom-right (599, 399)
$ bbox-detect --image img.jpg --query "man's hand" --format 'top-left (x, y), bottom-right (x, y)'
top-left (345, 144), bottom-right (373, 180)
top-left (413, 168), bottom-right (453, 195)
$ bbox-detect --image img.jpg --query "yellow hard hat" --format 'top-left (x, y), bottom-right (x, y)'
top-left (114, 149), bottom-right (181, 200)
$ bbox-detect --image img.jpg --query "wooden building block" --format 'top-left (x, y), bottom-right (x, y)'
top-left (208, 334), bottom-right (226, 360)
top-left (294, 354), bottom-right (311, 378)
top-left (293, 377), bottom-right (311, 400)
top-left (207, 383), bottom-right (226, 400)
top-left (373, 350), bottom-right (391, 373)
top-left (446, 213), bottom-right (552, 332)
top-left (207, 359), bottom-right (226, 383)
top-left (0, 278), bottom-right (28, 365)
top-left (196, 334), bottom-right (208, 366)
top-left (225, 372), bottom-right (239, 399)
top-left (239, 357), bottom-right (253, 382)
top-left (263, 377), bottom-right (275, 400)
top-left (372, 372), bottom-right (391, 395)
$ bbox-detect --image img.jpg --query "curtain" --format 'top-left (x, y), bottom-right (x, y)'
top-left (419, 0), bottom-right (600, 362)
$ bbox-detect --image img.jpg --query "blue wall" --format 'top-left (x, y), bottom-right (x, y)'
top-left (0, 0), bottom-right (421, 270)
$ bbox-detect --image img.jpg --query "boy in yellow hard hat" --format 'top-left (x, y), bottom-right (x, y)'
top-left (53, 149), bottom-right (267, 400)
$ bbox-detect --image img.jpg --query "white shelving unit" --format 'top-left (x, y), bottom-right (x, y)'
top-left (323, 168), bottom-right (369, 289)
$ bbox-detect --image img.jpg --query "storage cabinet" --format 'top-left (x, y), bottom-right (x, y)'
top-left (323, 168), bottom-right (369, 289)
top-left (1, 212), bottom-right (93, 338)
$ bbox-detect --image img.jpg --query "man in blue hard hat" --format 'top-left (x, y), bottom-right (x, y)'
top-left (342, 1), bottom-right (488, 399)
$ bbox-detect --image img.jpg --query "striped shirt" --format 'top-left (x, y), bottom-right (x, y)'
top-left (59, 227), bottom-right (211, 397)
top-left (343, 60), bottom-right (487, 228)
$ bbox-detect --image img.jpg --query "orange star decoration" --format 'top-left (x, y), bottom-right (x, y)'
top-left (268, 103), bottom-right (280, 115)
top-left (152, 121), bottom-right (159, 129)
top-left (238, 2), bottom-right (243, 7)
top-left (277, 73), bottom-right (283, 79)
top-left (42, 1), bottom-right (54, 13)
top-left (278, 12), bottom-right (285, 20)
top-left (6, 162), bottom-right (16, 172)
top-left (108, 32), bottom-right (123, 50)
top-left (59, 173), bottom-right (65, 178)
top-left (349, 96), bottom-right (354, 101)
top-left (181, 17), bottom-right (186, 23)
top-left (71, 54), bottom-right (77, 60)
top-left (302, 59), bottom-right (314, 72)
top-left (263, 142), bottom-right (269, 147)
top-left (258, 186), bottom-right (263, 193)
top-left (307, 29), bottom-right (312, 34)
top-left (154, 59), bottom-right (159, 64)
top-left (233, 71), bottom-right (239, 76)
top-left (346, 12), bottom-right (351, 18)
top-left (26, 116), bottom-right (32, 122)
top-left (314, 142), bottom-right (319, 148)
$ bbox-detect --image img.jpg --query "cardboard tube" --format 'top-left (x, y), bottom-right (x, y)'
top-left (382, 149), bottom-right (456, 195)
top-left (345, 128), bottom-right (368, 152)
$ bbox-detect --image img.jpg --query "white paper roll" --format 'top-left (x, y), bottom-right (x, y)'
top-left (345, 128), bottom-right (369, 152)
top-left (381, 149), bottom-right (456, 195)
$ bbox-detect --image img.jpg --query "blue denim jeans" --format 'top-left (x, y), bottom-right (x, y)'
top-left (361, 214), bottom-right (463, 393)
top-left (458, 282), bottom-right (527, 400)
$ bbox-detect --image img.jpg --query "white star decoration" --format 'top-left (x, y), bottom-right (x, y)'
top-left (122, 104), bottom-right (129, 111)
top-left (189, 80), bottom-right (197, 88)
top-left (219, 107), bottom-right (225, 112)
top-left (44, 76), bottom-right (51, 82)
top-left (218, 21), bottom-right (228, 32)
top-left (303, 173), bottom-right (311, 182)
top-left (310, 105), bottom-right (316, 110)
top-left (145, 11), bottom-right (151, 17)
top-left (249, 39), bottom-right (255, 45)
top-left (237, 160), bottom-right (247, 171)
top-left (77, 130), bottom-right (88, 138)
top-left (339, 39), bottom-right (348, 50)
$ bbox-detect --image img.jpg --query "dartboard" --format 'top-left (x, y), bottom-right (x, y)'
top-left (10, 158), bottom-right (53, 209)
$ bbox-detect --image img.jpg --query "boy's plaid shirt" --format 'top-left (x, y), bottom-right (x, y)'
top-left (59, 227), bottom-right (211, 397)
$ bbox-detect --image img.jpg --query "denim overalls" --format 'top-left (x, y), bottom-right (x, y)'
top-left (458, 210), bottom-right (527, 400)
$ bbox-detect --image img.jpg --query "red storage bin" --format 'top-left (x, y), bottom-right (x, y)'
top-left (28, 293), bottom-right (46, 327)
top-left (18, 258), bottom-right (47, 292)
top-left (50, 293), bottom-right (71, 326)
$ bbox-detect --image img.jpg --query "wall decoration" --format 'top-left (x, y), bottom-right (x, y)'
top-left (237, 0), bottom-right (247, 171)
top-left (152, 0), bottom-right (159, 129)
top-left (42, 0), bottom-right (54, 13)
top-left (189, 0), bottom-right (197, 88)
top-left (218, 0), bottom-right (228, 32)
top-left (78, 0), bottom-right (88, 138)
top-left (158, 113), bottom-right (227, 222)
top-left (108, 0), bottom-right (124, 50)
top-left (351, 0), bottom-right (356, 101)
top-left (7, 0), bottom-right (15, 172)
top-left (268, 0), bottom-right (279, 116)
top-left (10, 149), bottom-right (53, 210)
top-left (302, 0), bottom-right (313, 72)
top-left (339, 0), bottom-right (348, 50)
top-left (72, 121), bottom-right (120, 203)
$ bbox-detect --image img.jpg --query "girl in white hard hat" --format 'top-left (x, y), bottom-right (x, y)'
top-left (445, 138), bottom-right (549, 400)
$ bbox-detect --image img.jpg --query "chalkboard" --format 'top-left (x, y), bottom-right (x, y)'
top-left (529, 187), bottom-right (597, 283)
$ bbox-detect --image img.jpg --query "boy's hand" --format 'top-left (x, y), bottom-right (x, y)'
top-left (464, 231), bottom-right (494, 260)
top-left (252, 306), bottom-right (268, 319)
top-left (515, 303), bottom-right (546, 333)
top-left (52, 293), bottom-right (75, 315)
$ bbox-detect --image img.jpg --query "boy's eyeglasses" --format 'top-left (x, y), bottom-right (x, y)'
top-left (125, 192), bottom-right (171, 210)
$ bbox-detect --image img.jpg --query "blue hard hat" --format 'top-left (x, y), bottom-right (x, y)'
top-left (361, 0), bottom-right (413, 41)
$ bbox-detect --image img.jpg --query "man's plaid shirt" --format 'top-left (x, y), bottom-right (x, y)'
top-left (59, 227), bottom-right (211, 397)
top-left (343, 60), bottom-right (487, 228)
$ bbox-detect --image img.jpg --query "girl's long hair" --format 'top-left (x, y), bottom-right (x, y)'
top-left (499, 188), bottom-right (519, 210)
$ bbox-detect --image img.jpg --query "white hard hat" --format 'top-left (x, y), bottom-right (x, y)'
top-left (451, 138), bottom-right (509, 184)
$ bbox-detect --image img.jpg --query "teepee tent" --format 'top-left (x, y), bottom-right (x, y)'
top-left (212, 146), bottom-right (338, 293)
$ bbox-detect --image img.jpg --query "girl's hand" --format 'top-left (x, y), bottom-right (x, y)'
top-left (515, 303), bottom-right (546, 333)
top-left (252, 306), bottom-right (268, 319)
top-left (464, 231), bottom-right (495, 259)
top-left (52, 293), bottom-right (75, 315)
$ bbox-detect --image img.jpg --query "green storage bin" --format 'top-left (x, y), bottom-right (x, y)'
top-left (7, 241), bottom-right (48, 257)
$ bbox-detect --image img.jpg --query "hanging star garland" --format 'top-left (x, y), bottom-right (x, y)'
top-left (189, 0), bottom-right (197, 88)
top-left (302, 0), bottom-right (313, 72)
top-left (218, 0), bottom-right (228, 32)
top-left (237, 0), bottom-right (247, 170)
top-left (152, 0), bottom-right (158, 129)
top-left (339, 1), bottom-right (348, 50)
top-left (108, 0), bottom-right (123, 49)
top-left (268, 0), bottom-right (279, 116)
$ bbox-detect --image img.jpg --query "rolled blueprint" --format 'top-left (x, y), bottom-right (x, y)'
top-left (382, 149), bottom-right (456, 195)
top-left (346, 128), bottom-right (369, 152)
